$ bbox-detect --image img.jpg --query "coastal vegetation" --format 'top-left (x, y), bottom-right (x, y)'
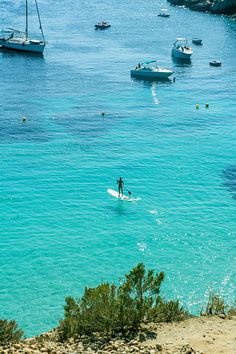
top-left (58, 263), bottom-right (171, 340)
top-left (0, 264), bottom-right (235, 351)
top-left (204, 291), bottom-right (226, 315)
top-left (57, 263), bottom-right (191, 341)
top-left (202, 291), bottom-right (236, 316)
top-left (0, 319), bottom-right (23, 345)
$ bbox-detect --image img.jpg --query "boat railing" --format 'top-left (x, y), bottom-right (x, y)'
top-left (0, 28), bottom-right (27, 40)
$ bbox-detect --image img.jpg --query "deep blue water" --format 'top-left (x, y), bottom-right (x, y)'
top-left (0, 0), bottom-right (236, 337)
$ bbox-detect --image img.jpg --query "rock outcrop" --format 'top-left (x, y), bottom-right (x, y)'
top-left (167, 0), bottom-right (236, 16)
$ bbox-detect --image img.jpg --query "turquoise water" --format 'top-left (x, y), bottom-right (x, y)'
top-left (0, 0), bottom-right (236, 336)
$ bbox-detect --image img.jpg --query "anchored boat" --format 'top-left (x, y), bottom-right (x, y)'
top-left (0, 0), bottom-right (46, 53)
top-left (192, 38), bottom-right (202, 45)
top-left (172, 38), bottom-right (192, 60)
top-left (95, 21), bottom-right (111, 30)
top-left (158, 9), bottom-right (170, 17)
top-left (130, 61), bottom-right (174, 80)
top-left (209, 60), bottom-right (222, 67)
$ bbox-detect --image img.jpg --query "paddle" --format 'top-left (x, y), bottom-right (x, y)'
top-left (124, 185), bottom-right (132, 195)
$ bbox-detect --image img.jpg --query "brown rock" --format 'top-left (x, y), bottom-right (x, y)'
top-left (129, 340), bottom-right (139, 346)
top-left (149, 349), bottom-right (157, 354)
top-left (219, 314), bottom-right (226, 319)
top-left (13, 344), bottom-right (21, 350)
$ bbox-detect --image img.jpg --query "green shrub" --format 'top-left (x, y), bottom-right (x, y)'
top-left (123, 263), bottom-right (164, 324)
top-left (205, 291), bottom-right (226, 315)
top-left (58, 263), bottom-right (165, 341)
top-left (0, 319), bottom-right (24, 345)
top-left (228, 307), bottom-right (236, 316)
top-left (149, 299), bottom-right (190, 323)
top-left (58, 283), bottom-right (131, 341)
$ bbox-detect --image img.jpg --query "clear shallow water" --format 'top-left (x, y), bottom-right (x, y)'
top-left (0, 0), bottom-right (236, 336)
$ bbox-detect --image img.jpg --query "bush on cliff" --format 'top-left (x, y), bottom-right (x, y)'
top-left (58, 263), bottom-right (165, 340)
top-left (204, 291), bottom-right (226, 315)
top-left (0, 319), bottom-right (24, 345)
top-left (149, 299), bottom-right (190, 323)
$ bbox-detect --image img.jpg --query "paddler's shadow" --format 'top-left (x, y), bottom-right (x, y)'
top-left (113, 201), bottom-right (127, 216)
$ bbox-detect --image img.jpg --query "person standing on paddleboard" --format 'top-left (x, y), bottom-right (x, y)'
top-left (117, 177), bottom-right (124, 197)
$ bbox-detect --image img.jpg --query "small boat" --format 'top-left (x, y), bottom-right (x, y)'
top-left (192, 38), bottom-right (202, 45)
top-left (0, 0), bottom-right (46, 54)
top-left (95, 21), bottom-right (111, 30)
top-left (158, 9), bottom-right (170, 17)
top-left (172, 38), bottom-right (192, 60)
top-left (209, 60), bottom-right (221, 67)
top-left (130, 61), bottom-right (174, 80)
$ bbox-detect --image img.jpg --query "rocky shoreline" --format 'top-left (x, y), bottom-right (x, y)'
top-left (1, 315), bottom-right (235, 354)
top-left (167, 0), bottom-right (236, 17)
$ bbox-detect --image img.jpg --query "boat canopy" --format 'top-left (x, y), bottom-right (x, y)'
top-left (175, 38), bottom-right (188, 41)
top-left (141, 60), bottom-right (157, 65)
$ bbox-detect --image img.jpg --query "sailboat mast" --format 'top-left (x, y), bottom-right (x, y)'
top-left (35, 0), bottom-right (45, 42)
top-left (25, 0), bottom-right (28, 39)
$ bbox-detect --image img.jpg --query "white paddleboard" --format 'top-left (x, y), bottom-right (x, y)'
top-left (107, 189), bottom-right (134, 201)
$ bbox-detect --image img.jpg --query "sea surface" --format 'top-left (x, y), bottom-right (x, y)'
top-left (0, 0), bottom-right (236, 337)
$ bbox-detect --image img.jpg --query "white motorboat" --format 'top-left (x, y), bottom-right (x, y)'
top-left (0, 0), bottom-right (46, 53)
top-left (172, 38), bottom-right (192, 60)
top-left (95, 21), bottom-right (111, 30)
top-left (130, 61), bottom-right (174, 80)
top-left (158, 9), bottom-right (170, 17)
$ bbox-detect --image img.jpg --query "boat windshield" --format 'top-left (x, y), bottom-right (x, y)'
top-left (175, 38), bottom-right (188, 46)
top-left (135, 62), bottom-right (160, 71)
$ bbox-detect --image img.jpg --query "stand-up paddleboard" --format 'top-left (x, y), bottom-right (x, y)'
top-left (107, 189), bottom-right (134, 201)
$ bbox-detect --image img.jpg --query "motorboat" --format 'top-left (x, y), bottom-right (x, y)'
top-left (95, 21), bottom-right (111, 30)
top-left (130, 61), bottom-right (174, 80)
top-left (209, 60), bottom-right (221, 67)
top-left (0, 0), bottom-right (46, 53)
top-left (172, 38), bottom-right (192, 60)
top-left (158, 9), bottom-right (170, 17)
top-left (192, 38), bottom-right (202, 45)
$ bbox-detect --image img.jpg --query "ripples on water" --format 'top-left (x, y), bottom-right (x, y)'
top-left (0, 0), bottom-right (236, 336)
top-left (222, 166), bottom-right (236, 199)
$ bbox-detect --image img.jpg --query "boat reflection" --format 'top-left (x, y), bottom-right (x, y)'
top-left (171, 56), bottom-right (192, 67)
top-left (131, 76), bottom-right (173, 86)
top-left (0, 46), bottom-right (44, 59)
top-left (131, 78), bottom-right (173, 105)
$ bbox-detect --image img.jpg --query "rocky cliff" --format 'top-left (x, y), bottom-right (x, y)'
top-left (167, 0), bottom-right (236, 15)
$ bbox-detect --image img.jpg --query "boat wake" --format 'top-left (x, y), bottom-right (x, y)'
top-left (151, 83), bottom-right (160, 105)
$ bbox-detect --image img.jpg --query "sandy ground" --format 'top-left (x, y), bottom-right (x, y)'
top-left (1, 315), bottom-right (235, 353)
top-left (144, 315), bottom-right (236, 353)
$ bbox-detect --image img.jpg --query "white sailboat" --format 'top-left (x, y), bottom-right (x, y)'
top-left (0, 0), bottom-right (46, 54)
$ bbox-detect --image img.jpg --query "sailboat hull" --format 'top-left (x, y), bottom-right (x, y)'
top-left (0, 38), bottom-right (45, 53)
